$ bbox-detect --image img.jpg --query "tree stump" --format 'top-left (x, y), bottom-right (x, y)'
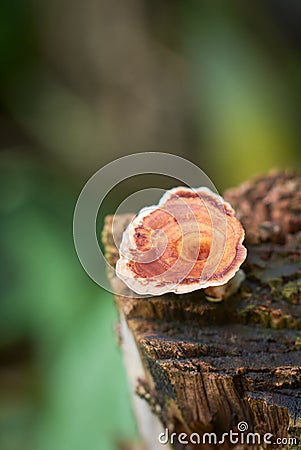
top-left (102, 171), bottom-right (301, 450)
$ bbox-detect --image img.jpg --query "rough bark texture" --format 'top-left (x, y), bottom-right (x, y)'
top-left (102, 171), bottom-right (301, 450)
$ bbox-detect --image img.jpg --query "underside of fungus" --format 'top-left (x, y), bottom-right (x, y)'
top-left (116, 187), bottom-right (247, 296)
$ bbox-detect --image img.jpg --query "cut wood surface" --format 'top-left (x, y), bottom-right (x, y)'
top-left (102, 171), bottom-right (301, 450)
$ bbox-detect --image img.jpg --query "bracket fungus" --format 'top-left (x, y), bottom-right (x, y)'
top-left (116, 187), bottom-right (247, 299)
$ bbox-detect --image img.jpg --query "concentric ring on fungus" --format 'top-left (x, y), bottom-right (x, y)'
top-left (116, 187), bottom-right (247, 296)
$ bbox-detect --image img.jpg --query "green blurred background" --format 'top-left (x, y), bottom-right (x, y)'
top-left (0, 1), bottom-right (300, 449)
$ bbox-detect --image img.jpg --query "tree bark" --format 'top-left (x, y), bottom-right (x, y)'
top-left (102, 171), bottom-right (301, 450)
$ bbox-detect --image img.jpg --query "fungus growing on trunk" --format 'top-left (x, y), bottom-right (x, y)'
top-left (116, 187), bottom-right (246, 298)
